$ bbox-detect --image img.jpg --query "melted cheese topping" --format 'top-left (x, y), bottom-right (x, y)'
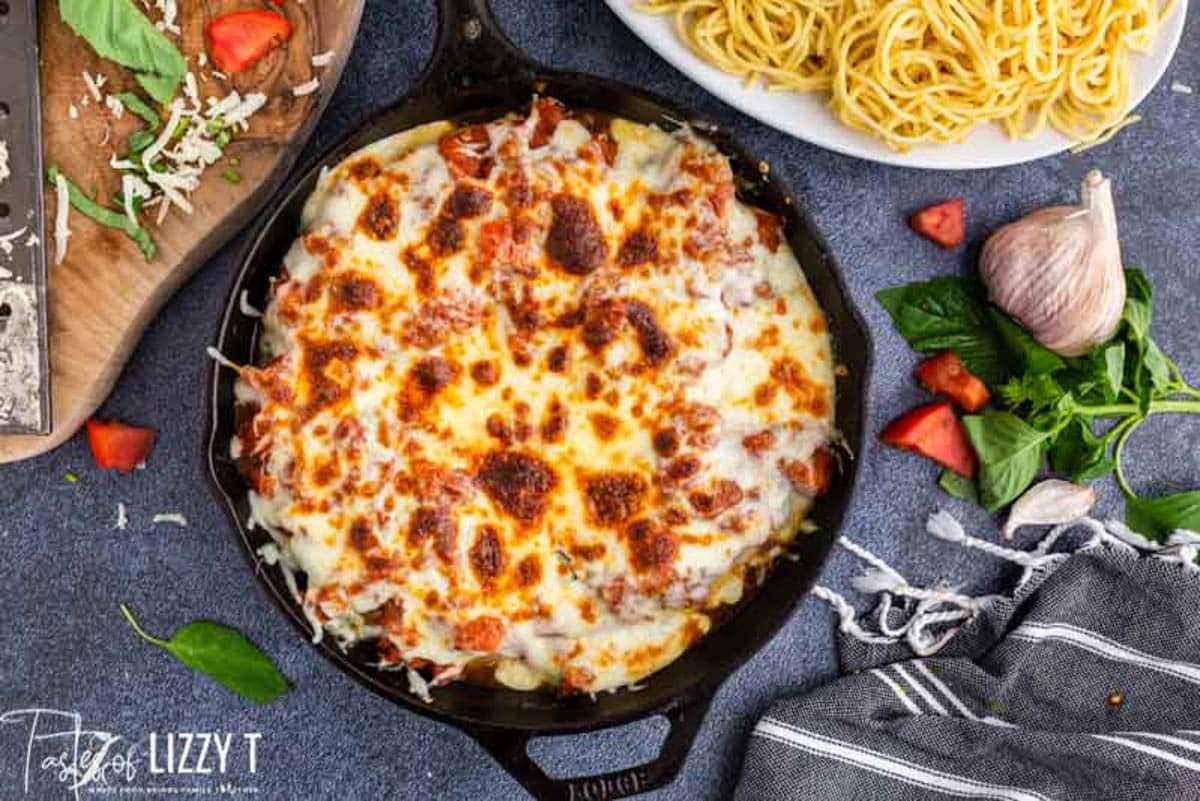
top-left (235, 100), bottom-right (835, 694)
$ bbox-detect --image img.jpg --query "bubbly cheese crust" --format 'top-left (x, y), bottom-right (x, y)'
top-left (235, 99), bottom-right (835, 695)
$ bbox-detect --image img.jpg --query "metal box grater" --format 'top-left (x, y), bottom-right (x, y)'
top-left (0, 0), bottom-right (51, 434)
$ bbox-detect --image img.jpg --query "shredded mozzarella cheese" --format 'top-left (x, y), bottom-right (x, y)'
top-left (1171, 81), bottom-right (1194, 95)
top-left (239, 289), bottom-right (263, 317)
top-left (292, 78), bottom-right (320, 97)
top-left (115, 502), bottom-right (129, 531)
top-left (152, 512), bottom-right (189, 527)
top-left (154, 0), bottom-right (180, 34)
top-left (311, 50), bottom-right (336, 67)
top-left (0, 140), bottom-right (8, 186)
top-left (206, 346), bottom-right (241, 370)
top-left (0, 227), bottom-right (29, 260)
top-left (82, 71), bottom-right (105, 103)
top-left (53, 173), bottom-right (71, 265)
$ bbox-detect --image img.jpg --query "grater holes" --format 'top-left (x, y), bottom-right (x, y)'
top-left (0, 203), bottom-right (9, 220)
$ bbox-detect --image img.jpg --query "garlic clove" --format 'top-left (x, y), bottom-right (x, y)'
top-left (1002, 479), bottom-right (1096, 539)
top-left (980, 170), bottom-right (1125, 357)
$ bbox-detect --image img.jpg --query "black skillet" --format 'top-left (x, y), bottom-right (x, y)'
top-left (206, 1), bottom-right (871, 798)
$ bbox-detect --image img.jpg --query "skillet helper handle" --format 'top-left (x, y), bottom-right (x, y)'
top-left (420, 0), bottom-right (537, 96)
top-left (467, 696), bottom-right (713, 801)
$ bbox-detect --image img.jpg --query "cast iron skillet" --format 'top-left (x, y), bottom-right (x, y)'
top-left (206, 1), bottom-right (871, 798)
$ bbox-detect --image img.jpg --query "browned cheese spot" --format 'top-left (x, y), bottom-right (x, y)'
top-left (470, 359), bottom-right (499, 386)
top-left (446, 184), bottom-right (494, 219)
top-left (546, 345), bottom-right (569, 372)
top-left (357, 190), bottom-right (399, 241)
top-left (742, 429), bottom-right (775, 454)
top-left (470, 525), bottom-right (506, 586)
top-left (454, 615), bottom-right (505, 651)
top-left (590, 413), bottom-right (620, 440)
top-left (581, 297), bottom-right (625, 353)
top-left (547, 194), bottom-right (607, 275)
top-left (584, 473), bottom-right (647, 526)
top-left (476, 450), bottom-right (557, 524)
top-left (625, 518), bottom-right (679, 575)
top-left (348, 158), bottom-right (382, 181)
top-left (407, 506), bottom-right (457, 562)
top-left (541, 398), bottom-right (568, 443)
top-left (664, 453), bottom-right (700, 482)
top-left (410, 355), bottom-right (459, 395)
top-left (652, 428), bottom-right (680, 457)
top-left (427, 215), bottom-right (465, 257)
top-left (349, 516), bottom-right (381, 553)
top-left (688, 479), bottom-right (744, 518)
top-left (300, 339), bottom-right (358, 418)
top-left (625, 300), bottom-right (671, 365)
top-left (329, 273), bottom-right (382, 312)
top-left (617, 229), bottom-right (658, 267)
top-left (516, 554), bottom-right (543, 588)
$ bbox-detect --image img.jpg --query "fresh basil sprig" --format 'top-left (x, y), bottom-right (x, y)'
top-left (879, 269), bottom-right (1200, 538)
top-left (49, 167), bottom-right (157, 261)
top-left (120, 605), bottom-right (290, 704)
top-left (59, 0), bottom-right (186, 105)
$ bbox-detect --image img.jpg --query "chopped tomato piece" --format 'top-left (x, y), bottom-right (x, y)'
top-left (780, 447), bottom-right (837, 496)
top-left (438, 126), bottom-right (492, 180)
top-left (910, 197), bottom-right (964, 249)
top-left (205, 10), bottom-right (292, 74)
top-left (879, 402), bottom-right (977, 478)
top-left (86, 419), bottom-right (157, 474)
top-left (529, 97), bottom-right (566, 149)
top-left (915, 351), bottom-right (990, 412)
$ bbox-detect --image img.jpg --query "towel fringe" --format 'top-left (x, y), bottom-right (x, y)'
top-left (816, 513), bottom-right (1200, 656)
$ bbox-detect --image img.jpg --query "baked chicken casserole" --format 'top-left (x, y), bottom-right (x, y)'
top-left (233, 98), bottom-right (836, 696)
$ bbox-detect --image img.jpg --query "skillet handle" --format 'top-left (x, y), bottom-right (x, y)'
top-left (417, 0), bottom-right (538, 97)
top-left (466, 695), bottom-right (713, 801)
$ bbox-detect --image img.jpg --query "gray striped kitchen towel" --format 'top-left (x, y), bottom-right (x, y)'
top-left (736, 524), bottom-right (1200, 801)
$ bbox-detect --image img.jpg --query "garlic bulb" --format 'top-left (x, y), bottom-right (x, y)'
top-left (1002, 479), bottom-right (1096, 539)
top-left (980, 170), bottom-right (1125, 357)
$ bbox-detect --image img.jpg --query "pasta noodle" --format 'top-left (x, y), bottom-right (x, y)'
top-left (638, 0), bottom-right (1172, 151)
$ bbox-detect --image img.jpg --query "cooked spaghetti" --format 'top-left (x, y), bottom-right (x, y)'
top-left (638, 0), bottom-right (1172, 151)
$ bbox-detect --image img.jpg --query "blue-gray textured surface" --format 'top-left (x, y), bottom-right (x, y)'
top-left (0, 2), bottom-right (1197, 799)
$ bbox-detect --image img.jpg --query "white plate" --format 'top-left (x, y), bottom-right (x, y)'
top-left (605, 0), bottom-right (1188, 170)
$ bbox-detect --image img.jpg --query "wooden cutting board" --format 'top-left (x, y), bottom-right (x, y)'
top-left (0, 0), bottom-right (364, 463)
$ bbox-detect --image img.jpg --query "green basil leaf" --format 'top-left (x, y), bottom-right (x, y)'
top-left (962, 411), bottom-right (1050, 511)
top-left (876, 278), bottom-right (1012, 388)
top-left (988, 308), bottom-right (1066, 375)
top-left (1102, 343), bottom-right (1126, 402)
top-left (112, 91), bottom-right (160, 127)
top-left (1049, 419), bottom-right (1114, 482)
top-left (49, 167), bottom-right (157, 261)
top-left (1143, 339), bottom-right (1175, 393)
top-left (126, 129), bottom-right (156, 155)
top-left (59, 0), bottom-right (186, 105)
top-left (165, 622), bottom-right (290, 704)
top-left (1125, 491), bottom-right (1200, 541)
top-left (938, 470), bottom-right (979, 503)
top-left (999, 372), bottom-right (1065, 413)
top-left (121, 605), bottom-right (290, 704)
top-left (1121, 267), bottom-right (1153, 344)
